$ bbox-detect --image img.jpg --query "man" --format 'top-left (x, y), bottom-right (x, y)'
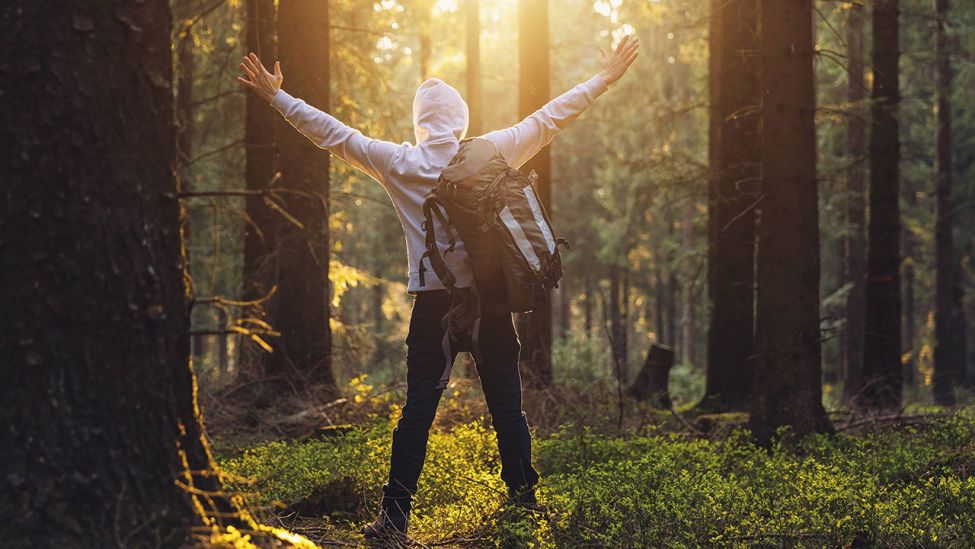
top-left (237, 33), bottom-right (639, 542)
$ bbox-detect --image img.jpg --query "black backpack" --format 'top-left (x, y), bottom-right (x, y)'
top-left (419, 137), bottom-right (568, 388)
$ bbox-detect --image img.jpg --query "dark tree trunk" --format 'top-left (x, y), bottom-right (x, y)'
top-left (703, 0), bottom-right (759, 411)
top-left (862, 0), bottom-right (902, 410)
top-left (842, 1), bottom-right (868, 402)
top-left (466, 0), bottom-right (483, 137)
top-left (902, 257), bottom-right (916, 385)
top-left (750, 0), bottom-right (832, 440)
top-left (666, 216), bottom-right (679, 348)
top-left (654, 267), bottom-right (666, 342)
top-left (680, 196), bottom-right (696, 367)
top-left (241, 0), bottom-right (279, 370)
top-left (933, 0), bottom-right (961, 405)
top-left (584, 275), bottom-right (594, 337)
top-left (517, 0), bottom-right (553, 387)
top-left (1, 0), bottom-right (223, 544)
top-left (269, 0), bottom-right (335, 391)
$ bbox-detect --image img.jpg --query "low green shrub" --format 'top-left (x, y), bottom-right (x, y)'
top-left (219, 414), bottom-right (975, 547)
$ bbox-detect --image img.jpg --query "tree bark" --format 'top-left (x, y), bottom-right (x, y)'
top-left (750, 0), bottom-right (832, 440)
top-left (703, 0), bottom-right (759, 411)
top-left (609, 264), bottom-right (625, 374)
top-left (466, 0), bottom-right (483, 137)
top-left (933, 0), bottom-right (961, 405)
top-left (862, 0), bottom-right (903, 410)
top-left (269, 0), bottom-right (335, 392)
top-left (517, 0), bottom-right (553, 386)
top-left (680, 196), bottom-right (697, 367)
top-left (241, 0), bottom-right (279, 372)
top-left (1, 0), bottom-right (223, 543)
top-left (842, 1), bottom-right (868, 402)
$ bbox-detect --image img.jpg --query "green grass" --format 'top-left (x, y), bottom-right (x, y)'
top-left (218, 409), bottom-right (975, 547)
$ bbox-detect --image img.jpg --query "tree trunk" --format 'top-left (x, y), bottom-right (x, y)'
top-left (902, 257), bottom-right (916, 385)
top-left (622, 270), bottom-right (630, 373)
top-left (842, 1), bottom-right (868, 402)
top-left (609, 264), bottom-right (625, 373)
top-left (666, 216), bottom-right (679, 348)
top-left (419, 0), bottom-right (433, 82)
top-left (466, 0), bottom-right (483, 137)
top-left (584, 275), bottom-right (594, 338)
top-left (703, 0), bottom-right (759, 411)
top-left (750, 0), bottom-right (832, 440)
top-left (680, 196), bottom-right (696, 367)
top-left (268, 0), bottom-right (335, 392)
top-left (862, 0), bottom-right (902, 410)
top-left (517, 0), bottom-right (553, 387)
top-left (241, 0), bottom-right (279, 372)
top-left (1, 1), bottom-right (223, 543)
top-left (932, 0), bottom-right (960, 405)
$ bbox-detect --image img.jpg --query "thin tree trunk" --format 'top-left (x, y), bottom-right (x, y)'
top-left (750, 0), bottom-right (832, 440)
top-left (419, 1), bottom-right (432, 82)
top-left (241, 0), bottom-right (279, 373)
top-left (622, 270), bottom-right (630, 375)
top-left (585, 275), bottom-right (594, 338)
top-left (517, 0), bottom-right (553, 387)
top-left (609, 264), bottom-right (625, 374)
top-left (1, 0), bottom-right (225, 543)
top-left (466, 0), bottom-right (483, 137)
top-left (902, 257), bottom-right (916, 385)
top-left (269, 0), bottom-right (335, 392)
top-left (703, 0), bottom-right (759, 410)
top-left (842, 1), bottom-right (868, 402)
top-left (933, 0), bottom-right (960, 405)
top-left (667, 221), bottom-right (679, 350)
top-left (862, 0), bottom-right (903, 410)
top-left (680, 195), bottom-right (696, 367)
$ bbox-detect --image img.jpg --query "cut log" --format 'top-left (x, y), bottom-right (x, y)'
top-left (626, 343), bottom-right (676, 408)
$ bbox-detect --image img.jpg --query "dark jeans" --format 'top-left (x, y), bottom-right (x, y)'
top-left (381, 289), bottom-right (540, 515)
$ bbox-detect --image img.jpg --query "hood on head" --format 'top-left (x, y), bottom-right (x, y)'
top-left (412, 78), bottom-right (469, 145)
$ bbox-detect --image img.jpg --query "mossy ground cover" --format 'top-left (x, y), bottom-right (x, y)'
top-left (216, 384), bottom-right (975, 548)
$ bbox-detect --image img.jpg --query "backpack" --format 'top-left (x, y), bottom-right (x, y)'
top-left (418, 137), bottom-right (568, 388)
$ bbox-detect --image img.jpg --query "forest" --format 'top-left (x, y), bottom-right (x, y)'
top-left (3, 0), bottom-right (975, 547)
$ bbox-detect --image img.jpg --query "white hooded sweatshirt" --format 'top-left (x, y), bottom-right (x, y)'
top-left (270, 74), bottom-right (609, 292)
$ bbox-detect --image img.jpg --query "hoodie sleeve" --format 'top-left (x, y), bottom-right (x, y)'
top-left (270, 89), bottom-right (400, 185)
top-left (482, 74), bottom-right (609, 169)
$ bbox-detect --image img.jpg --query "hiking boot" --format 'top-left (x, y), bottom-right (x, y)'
top-left (506, 485), bottom-right (544, 512)
top-left (361, 510), bottom-right (411, 546)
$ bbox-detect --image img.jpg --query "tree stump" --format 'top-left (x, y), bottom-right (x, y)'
top-left (626, 343), bottom-right (675, 409)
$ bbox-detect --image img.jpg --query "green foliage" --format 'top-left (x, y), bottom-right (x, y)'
top-left (220, 413), bottom-right (975, 547)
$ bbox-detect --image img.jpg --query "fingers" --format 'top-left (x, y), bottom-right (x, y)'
top-left (619, 36), bottom-right (639, 58)
top-left (236, 76), bottom-right (257, 91)
top-left (240, 61), bottom-right (257, 81)
top-left (273, 61), bottom-right (282, 79)
top-left (249, 52), bottom-right (270, 76)
top-left (616, 34), bottom-right (630, 52)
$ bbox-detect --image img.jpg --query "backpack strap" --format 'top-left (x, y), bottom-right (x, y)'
top-left (419, 196), bottom-right (456, 289)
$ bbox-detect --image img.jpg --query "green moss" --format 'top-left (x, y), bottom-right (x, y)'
top-left (219, 414), bottom-right (975, 547)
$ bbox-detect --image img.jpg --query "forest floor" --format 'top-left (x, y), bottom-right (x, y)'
top-left (208, 376), bottom-right (975, 548)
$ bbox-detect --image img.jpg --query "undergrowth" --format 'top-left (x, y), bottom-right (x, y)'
top-left (218, 402), bottom-right (975, 547)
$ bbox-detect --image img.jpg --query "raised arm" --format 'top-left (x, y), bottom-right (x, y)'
top-left (482, 35), bottom-right (640, 169)
top-left (237, 53), bottom-right (399, 185)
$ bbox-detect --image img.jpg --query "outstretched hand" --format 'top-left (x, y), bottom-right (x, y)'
top-left (237, 52), bottom-right (283, 102)
top-left (599, 34), bottom-right (640, 85)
